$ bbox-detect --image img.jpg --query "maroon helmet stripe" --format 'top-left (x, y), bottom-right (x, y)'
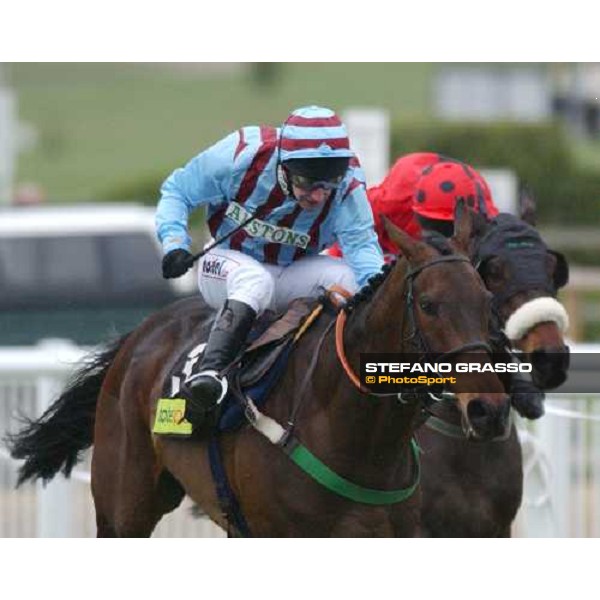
top-left (286, 115), bottom-right (342, 128)
top-left (280, 137), bottom-right (350, 151)
top-left (263, 202), bottom-right (302, 264)
top-left (293, 195), bottom-right (335, 261)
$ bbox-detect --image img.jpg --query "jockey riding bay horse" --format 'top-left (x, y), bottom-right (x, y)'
top-left (418, 212), bottom-right (570, 537)
top-left (8, 205), bottom-right (511, 537)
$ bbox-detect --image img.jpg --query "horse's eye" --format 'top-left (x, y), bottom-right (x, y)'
top-left (419, 297), bottom-right (437, 316)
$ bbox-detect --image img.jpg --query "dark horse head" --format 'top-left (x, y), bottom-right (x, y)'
top-left (382, 201), bottom-right (511, 441)
top-left (473, 212), bottom-right (570, 389)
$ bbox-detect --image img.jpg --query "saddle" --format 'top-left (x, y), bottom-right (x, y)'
top-left (153, 297), bottom-right (327, 436)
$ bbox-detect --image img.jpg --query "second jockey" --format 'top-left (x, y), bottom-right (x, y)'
top-left (156, 105), bottom-right (383, 429)
top-left (329, 152), bottom-right (499, 261)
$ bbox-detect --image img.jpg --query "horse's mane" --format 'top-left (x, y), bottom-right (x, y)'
top-left (343, 261), bottom-right (396, 312)
top-left (343, 233), bottom-right (460, 313)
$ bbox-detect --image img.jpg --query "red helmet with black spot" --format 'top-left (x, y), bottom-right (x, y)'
top-left (412, 161), bottom-right (499, 221)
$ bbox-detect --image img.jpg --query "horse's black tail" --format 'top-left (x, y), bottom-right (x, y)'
top-left (4, 333), bottom-right (130, 486)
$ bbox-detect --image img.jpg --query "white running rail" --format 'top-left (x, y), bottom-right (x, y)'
top-left (2, 339), bottom-right (600, 537)
top-left (0, 339), bottom-right (224, 538)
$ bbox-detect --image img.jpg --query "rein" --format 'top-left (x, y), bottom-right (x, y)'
top-left (336, 254), bottom-right (492, 394)
top-left (335, 310), bottom-right (369, 393)
top-left (238, 253), bottom-right (495, 508)
top-left (235, 314), bottom-right (421, 506)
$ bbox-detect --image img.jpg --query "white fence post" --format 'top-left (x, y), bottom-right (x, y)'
top-left (0, 83), bottom-right (17, 205)
top-left (342, 108), bottom-right (390, 186)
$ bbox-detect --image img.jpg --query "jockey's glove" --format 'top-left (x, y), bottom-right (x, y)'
top-left (162, 249), bottom-right (193, 279)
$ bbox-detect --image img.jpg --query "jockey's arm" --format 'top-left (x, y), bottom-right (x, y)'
top-left (155, 132), bottom-right (237, 254)
top-left (334, 186), bottom-right (384, 288)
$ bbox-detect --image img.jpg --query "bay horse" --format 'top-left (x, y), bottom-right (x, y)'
top-left (418, 212), bottom-right (570, 537)
top-left (7, 206), bottom-right (510, 537)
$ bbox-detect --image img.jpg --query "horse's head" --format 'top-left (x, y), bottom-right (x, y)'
top-left (474, 213), bottom-right (570, 389)
top-left (383, 201), bottom-right (510, 441)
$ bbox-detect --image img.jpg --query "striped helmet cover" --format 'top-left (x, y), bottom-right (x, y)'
top-left (279, 105), bottom-right (355, 162)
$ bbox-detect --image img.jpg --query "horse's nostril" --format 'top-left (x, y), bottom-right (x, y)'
top-left (530, 347), bottom-right (570, 389)
top-left (467, 399), bottom-right (489, 422)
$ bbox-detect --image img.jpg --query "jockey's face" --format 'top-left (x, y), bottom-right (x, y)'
top-left (287, 171), bottom-right (342, 210)
top-left (292, 185), bottom-right (334, 210)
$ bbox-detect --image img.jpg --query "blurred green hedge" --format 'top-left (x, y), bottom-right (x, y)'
top-left (391, 121), bottom-right (600, 224)
top-left (102, 121), bottom-right (600, 226)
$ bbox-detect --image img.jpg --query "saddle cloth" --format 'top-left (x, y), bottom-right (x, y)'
top-left (153, 297), bottom-right (323, 436)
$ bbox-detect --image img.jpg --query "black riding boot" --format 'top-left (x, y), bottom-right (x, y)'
top-left (184, 299), bottom-right (256, 430)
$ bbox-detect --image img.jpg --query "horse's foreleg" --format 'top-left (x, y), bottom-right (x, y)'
top-left (96, 514), bottom-right (118, 538)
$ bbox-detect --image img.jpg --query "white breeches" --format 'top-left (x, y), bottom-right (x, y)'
top-left (197, 248), bottom-right (358, 315)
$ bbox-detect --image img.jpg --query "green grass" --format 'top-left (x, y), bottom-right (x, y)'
top-left (7, 63), bottom-right (435, 202)
top-left (8, 62), bottom-right (600, 206)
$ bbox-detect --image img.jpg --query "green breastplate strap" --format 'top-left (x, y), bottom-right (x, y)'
top-left (286, 438), bottom-right (420, 505)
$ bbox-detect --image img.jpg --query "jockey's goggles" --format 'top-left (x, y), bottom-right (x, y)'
top-left (288, 172), bottom-right (343, 192)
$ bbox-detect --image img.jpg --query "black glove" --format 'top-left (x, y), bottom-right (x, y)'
top-left (162, 249), bottom-right (193, 279)
top-left (510, 375), bottom-right (545, 420)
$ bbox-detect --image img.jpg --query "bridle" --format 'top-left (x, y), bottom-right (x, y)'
top-left (336, 254), bottom-right (492, 396)
top-left (404, 255), bottom-right (493, 361)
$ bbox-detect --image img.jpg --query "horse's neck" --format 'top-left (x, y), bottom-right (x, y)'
top-left (294, 261), bottom-right (421, 488)
top-left (347, 259), bottom-right (411, 356)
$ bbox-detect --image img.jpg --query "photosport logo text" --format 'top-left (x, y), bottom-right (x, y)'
top-left (360, 353), bottom-right (532, 393)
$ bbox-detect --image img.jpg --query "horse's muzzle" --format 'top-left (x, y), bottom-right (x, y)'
top-left (465, 396), bottom-right (511, 441)
top-left (529, 345), bottom-right (570, 390)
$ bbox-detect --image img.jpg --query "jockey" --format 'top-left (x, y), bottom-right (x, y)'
top-left (328, 152), bottom-right (499, 260)
top-left (156, 105), bottom-right (383, 429)
top-left (328, 152), bottom-right (498, 260)
top-left (411, 157), bottom-right (499, 239)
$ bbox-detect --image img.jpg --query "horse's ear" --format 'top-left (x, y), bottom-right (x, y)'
top-left (382, 215), bottom-right (421, 260)
top-left (471, 211), bottom-right (488, 238)
top-left (467, 210), bottom-right (488, 260)
top-left (451, 198), bottom-right (473, 253)
top-left (519, 186), bottom-right (537, 227)
top-left (548, 249), bottom-right (569, 289)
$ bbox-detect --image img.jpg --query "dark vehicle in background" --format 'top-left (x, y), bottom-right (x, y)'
top-left (0, 204), bottom-right (196, 346)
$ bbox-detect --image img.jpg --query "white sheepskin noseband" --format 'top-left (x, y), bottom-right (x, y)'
top-left (504, 297), bottom-right (569, 341)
